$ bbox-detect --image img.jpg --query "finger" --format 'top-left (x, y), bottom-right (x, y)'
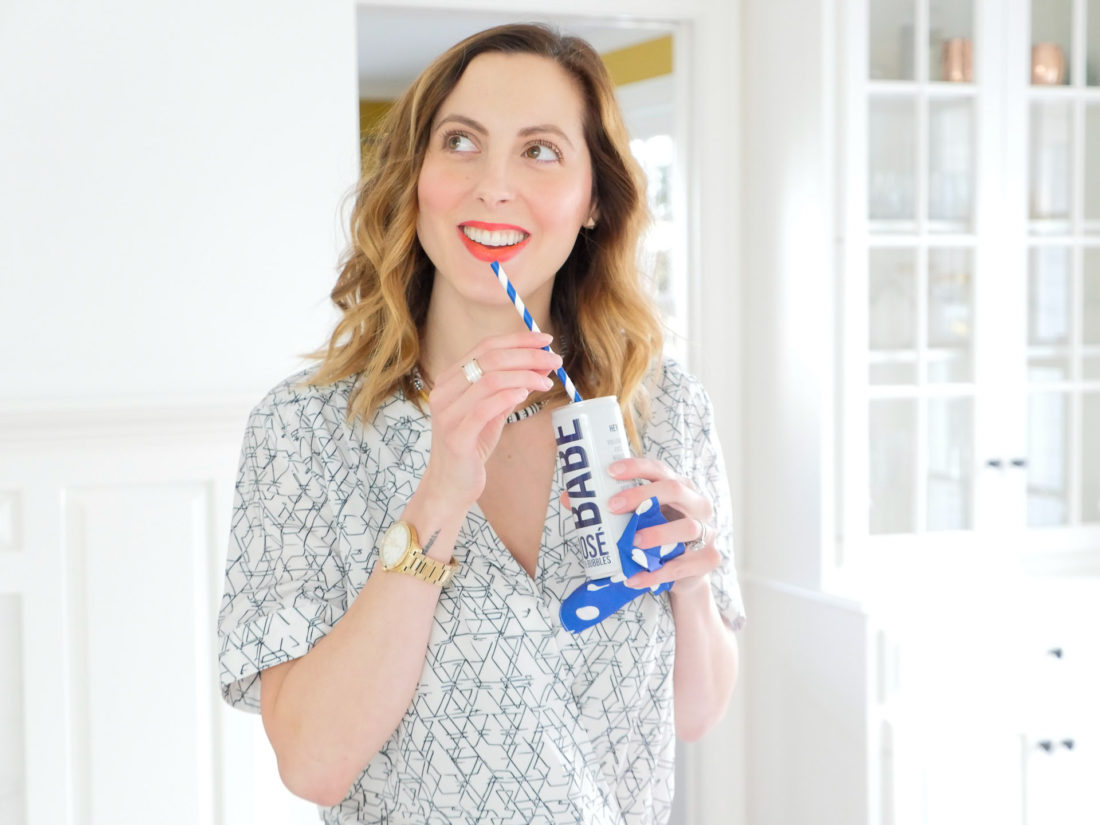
top-left (430, 337), bottom-right (560, 407)
top-left (474, 345), bottom-right (562, 377)
top-left (608, 456), bottom-right (680, 484)
top-left (631, 517), bottom-right (702, 552)
top-left (440, 386), bottom-right (532, 454)
top-left (624, 544), bottom-right (721, 589)
top-left (609, 476), bottom-right (712, 524)
top-left (434, 368), bottom-right (554, 432)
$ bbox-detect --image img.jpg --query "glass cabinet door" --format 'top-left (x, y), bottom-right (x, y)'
top-left (1026, 0), bottom-right (1100, 527)
top-left (862, 0), bottom-right (977, 536)
top-left (846, 0), bottom-right (1100, 551)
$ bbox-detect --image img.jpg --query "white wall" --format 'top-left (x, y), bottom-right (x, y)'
top-left (740, 0), bottom-right (836, 587)
top-left (0, 0), bottom-right (358, 405)
top-left (0, 2), bottom-right (359, 823)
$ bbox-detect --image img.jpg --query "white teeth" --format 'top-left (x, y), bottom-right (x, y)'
top-left (462, 226), bottom-right (528, 247)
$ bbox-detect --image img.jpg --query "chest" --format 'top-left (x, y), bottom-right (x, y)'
top-left (478, 415), bottom-right (557, 577)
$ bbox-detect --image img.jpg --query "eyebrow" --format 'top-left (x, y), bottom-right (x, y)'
top-left (433, 114), bottom-right (577, 149)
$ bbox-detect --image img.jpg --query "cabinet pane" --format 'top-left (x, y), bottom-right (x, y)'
top-left (1028, 392), bottom-right (1070, 526)
top-left (927, 397), bottom-right (973, 530)
top-left (1031, 0), bottom-right (1073, 85)
top-left (1029, 247), bottom-right (1071, 344)
top-left (870, 399), bottom-right (917, 534)
top-left (931, 1), bottom-right (974, 82)
top-left (1086, 249), bottom-right (1100, 344)
top-left (0, 596), bottom-right (24, 825)
top-left (1087, 105), bottom-right (1100, 226)
top-left (929, 100), bottom-right (974, 228)
top-left (1085, 393), bottom-right (1100, 522)
top-left (1030, 102), bottom-right (1073, 223)
top-left (1030, 247), bottom-right (1072, 380)
top-left (870, 99), bottom-right (917, 223)
top-left (870, 0), bottom-right (916, 80)
top-left (928, 247), bottom-right (973, 382)
top-left (870, 247), bottom-right (916, 357)
top-left (870, 361), bottom-right (918, 385)
top-left (1090, 0), bottom-right (1100, 85)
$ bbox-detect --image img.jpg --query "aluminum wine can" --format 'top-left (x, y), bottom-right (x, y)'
top-left (551, 396), bottom-right (633, 580)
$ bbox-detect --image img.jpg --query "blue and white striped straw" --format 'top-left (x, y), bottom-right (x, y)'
top-left (490, 261), bottom-right (583, 403)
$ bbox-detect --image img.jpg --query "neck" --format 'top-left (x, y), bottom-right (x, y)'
top-left (418, 274), bottom-right (554, 380)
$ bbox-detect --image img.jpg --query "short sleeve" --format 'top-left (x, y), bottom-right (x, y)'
top-left (217, 392), bottom-right (347, 712)
top-left (684, 378), bottom-right (746, 631)
top-left (646, 362), bottom-right (746, 632)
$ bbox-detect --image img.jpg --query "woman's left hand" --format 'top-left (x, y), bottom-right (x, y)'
top-left (604, 457), bottom-right (721, 597)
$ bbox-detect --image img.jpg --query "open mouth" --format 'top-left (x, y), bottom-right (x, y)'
top-left (458, 223), bottom-right (531, 261)
top-left (461, 225), bottom-right (529, 247)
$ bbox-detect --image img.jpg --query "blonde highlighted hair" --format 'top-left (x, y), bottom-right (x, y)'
top-left (311, 23), bottom-right (663, 447)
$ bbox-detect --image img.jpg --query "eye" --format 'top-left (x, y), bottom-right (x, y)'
top-left (523, 140), bottom-right (563, 163)
top-left (443, 131), bottom-right (477, 153)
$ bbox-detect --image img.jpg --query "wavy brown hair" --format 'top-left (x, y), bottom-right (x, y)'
top-left (311, 23), bottom-right (663, 446)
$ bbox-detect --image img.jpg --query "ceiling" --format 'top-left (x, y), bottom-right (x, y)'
top-left (357, 7), bottom-right (674, 98)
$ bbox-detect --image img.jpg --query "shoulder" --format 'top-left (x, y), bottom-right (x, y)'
top-left (244, 367), bottom-right (359, 440)
top-left (644, 357), bottom-right (712, 422)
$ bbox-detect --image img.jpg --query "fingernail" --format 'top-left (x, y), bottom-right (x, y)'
top-left (608, 493), bottom-right (626, 510)
top-left (540, 376), bottom-right (553, 390)
top-left (624, 576), bottom-right (648, 590)
top-left (608, 461), bottom-right (626, 476)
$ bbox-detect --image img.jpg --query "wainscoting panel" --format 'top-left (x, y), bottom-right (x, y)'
top-left (0, 490), bottom-right (20, 551)
top-left (0, 403), bottom-right (325, 825)
top-left (65, 481), bottom-right (218, 825)
top-left (0, 594), bottom-right (25, 825)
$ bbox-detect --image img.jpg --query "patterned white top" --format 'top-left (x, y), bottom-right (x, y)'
top-left (218, 359), bottom-right (745, 825)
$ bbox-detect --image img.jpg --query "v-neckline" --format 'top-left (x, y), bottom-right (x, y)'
top-left (470, 463), bottom-right (562, 584)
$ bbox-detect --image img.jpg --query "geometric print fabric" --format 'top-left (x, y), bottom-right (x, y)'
top-left (218, 358), bottom-right (746, 824)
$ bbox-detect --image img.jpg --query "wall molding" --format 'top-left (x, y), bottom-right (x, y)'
top-left (0, 397), bottom-right (256, 445)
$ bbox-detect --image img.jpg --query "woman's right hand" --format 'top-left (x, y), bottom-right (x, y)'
top-left (415, 330), bottom-right (562, 515)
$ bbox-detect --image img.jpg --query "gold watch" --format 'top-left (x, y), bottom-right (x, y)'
top-left (378, 521), bottom-right (458, 586)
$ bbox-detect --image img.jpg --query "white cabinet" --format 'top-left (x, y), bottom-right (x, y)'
top-left (835, 2), bottom-right (1100, 822)
top-left (840, 0), bottom-right (1100, 559)
top-left (740, 1), bottom-right (1100, 823)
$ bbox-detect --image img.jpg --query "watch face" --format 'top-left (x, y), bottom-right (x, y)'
top-left (380, 522), bottom-right (410, 568)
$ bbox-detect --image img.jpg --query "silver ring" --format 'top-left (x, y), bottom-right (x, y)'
top-left (462, 358), bottom-right (484, 385)
top-left (686, 519), bottom-right (712, 552)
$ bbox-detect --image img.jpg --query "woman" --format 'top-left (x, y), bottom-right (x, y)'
top-left (218, 23), bottom-right (745, 825)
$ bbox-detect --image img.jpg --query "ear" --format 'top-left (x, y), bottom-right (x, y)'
top-left (584, 206), bottom-right (599, 230)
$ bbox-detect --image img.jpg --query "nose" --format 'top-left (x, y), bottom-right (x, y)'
top-left (475, 152), bottom-right (515, 206)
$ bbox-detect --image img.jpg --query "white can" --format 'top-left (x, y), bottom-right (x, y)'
top-left (551, 396), bottom-right (634, 580)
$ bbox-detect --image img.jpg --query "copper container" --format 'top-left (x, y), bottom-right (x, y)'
top-left (1031, 42), bottom-right (1067, 85)
top-left (941, 38), bottom-right (973, 82)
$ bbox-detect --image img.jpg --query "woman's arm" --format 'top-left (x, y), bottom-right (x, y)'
top-left (257, 333), bottom-right (561, 805)
top-left (259, 490), bottom-right (466, 806)
top-left (604, 457), bottom-right (741, 741)
top-left (667, 576), bottom-right (740, 740)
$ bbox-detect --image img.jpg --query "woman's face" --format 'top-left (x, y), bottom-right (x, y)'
top-left (416, 52), bottom-right (596, 312)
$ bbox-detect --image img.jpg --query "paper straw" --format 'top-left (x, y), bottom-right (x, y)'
top-left (490, 261), bottom-right (582, 402)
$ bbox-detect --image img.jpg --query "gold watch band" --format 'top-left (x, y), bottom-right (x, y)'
top-left (394, 550), bottom-right (458, 586)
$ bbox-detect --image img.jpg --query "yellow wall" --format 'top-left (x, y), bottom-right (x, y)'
top-left (599, 35), bottom-right (672, 86)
